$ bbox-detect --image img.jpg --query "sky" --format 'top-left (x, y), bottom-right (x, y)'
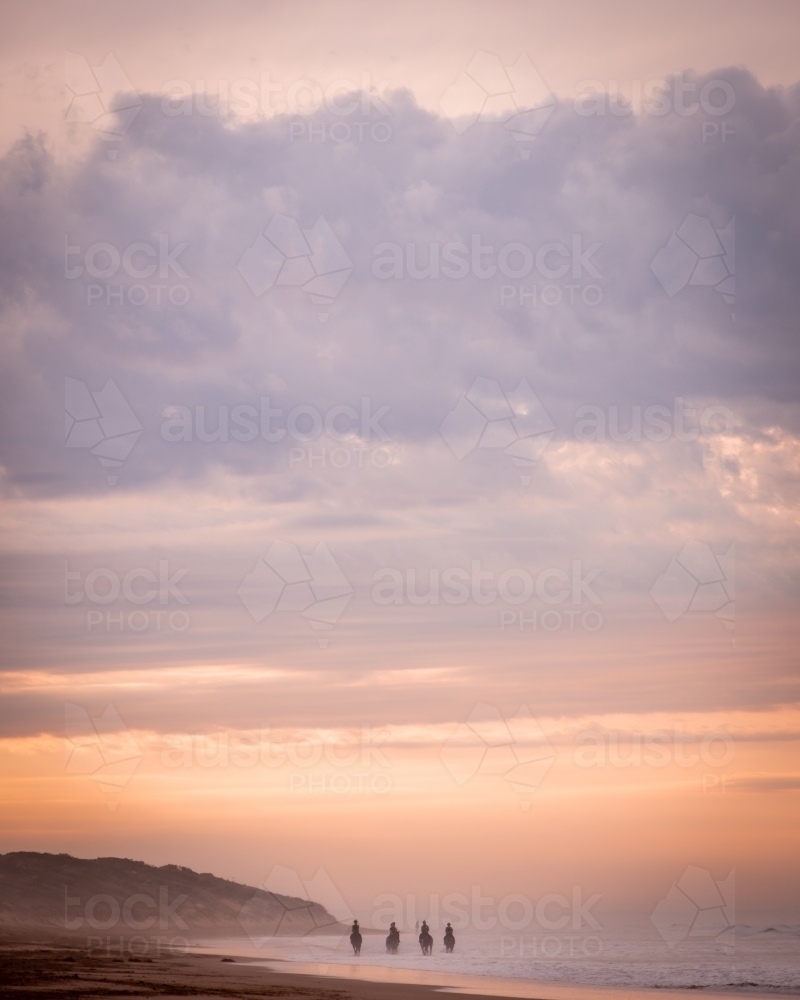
top-left (0, 0), bottom-right (799, 944)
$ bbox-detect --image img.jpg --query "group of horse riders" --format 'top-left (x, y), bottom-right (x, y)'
top-left (349, 919), bottom-right (456, 955)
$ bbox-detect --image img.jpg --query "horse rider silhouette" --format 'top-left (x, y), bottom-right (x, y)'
top-left (444, 922), bottom-right (455, 953)
top-left (350, 919), bottom-right (362, 956)
top-left (418, 919), bottom-right (433, 956)
top-left (386, 920), bottom-right (400, 954)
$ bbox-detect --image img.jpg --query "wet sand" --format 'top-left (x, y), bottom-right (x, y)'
top-left (0, 942), bottom-right (511, 1000)
top-left (232, 959), bottom-right (800, 1000)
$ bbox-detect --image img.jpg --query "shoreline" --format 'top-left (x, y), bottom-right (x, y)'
top-left (234, 957), bottom-right (800, 1000)
top-left (2, 939), bottom-right (798, 1000)
top-left (183, 935), bottom-right (800, 1000)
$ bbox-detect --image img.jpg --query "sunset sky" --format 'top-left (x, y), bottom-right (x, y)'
top-left (0, 0), bottom-right (798, 936)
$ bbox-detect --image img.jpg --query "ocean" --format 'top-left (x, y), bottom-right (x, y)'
top-left (189, 925), bottom-right (800, 996)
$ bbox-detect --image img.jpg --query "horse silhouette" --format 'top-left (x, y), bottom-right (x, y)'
top-left (418, 930), bottom-right (433, 955)
top-left (386, 925), bottom-right (400, 954)
top-left (350, 921), bottom-right (362, 956)
top-left (444, 928), bottom-right (455, 953)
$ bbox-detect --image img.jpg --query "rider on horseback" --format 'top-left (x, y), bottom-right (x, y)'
top-left (350, 919), bottom-right (362, 956)
top-left (386, 920), bottom-right (400, 953)
top-left (418, 919), bottom-right (433, 955)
